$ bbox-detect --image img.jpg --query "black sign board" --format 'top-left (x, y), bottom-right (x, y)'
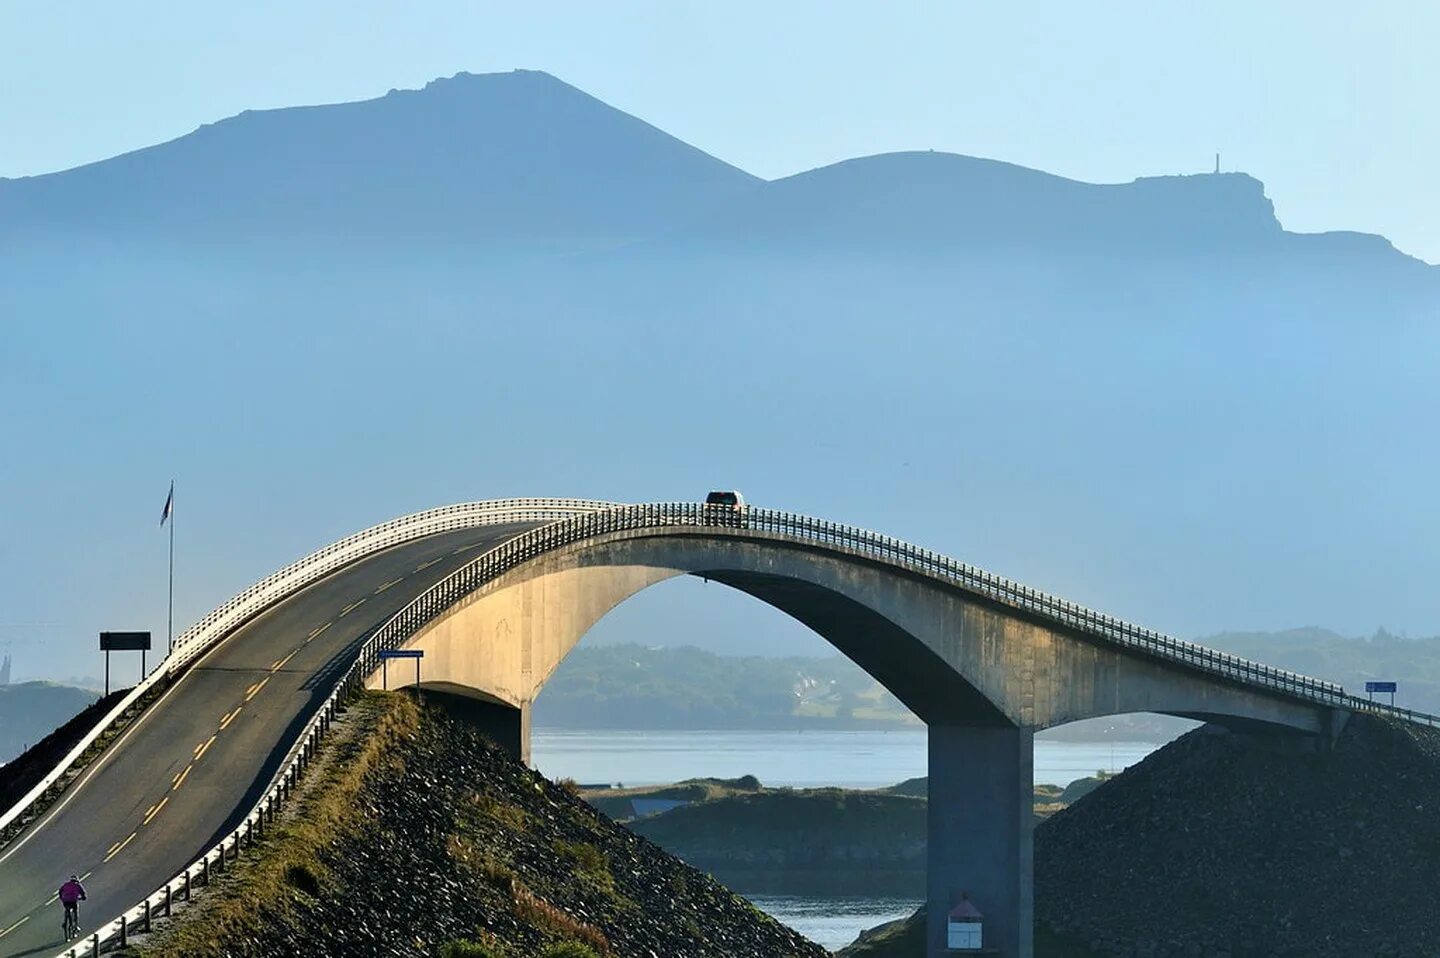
top-left (100, 631), bottom-right (152, 651)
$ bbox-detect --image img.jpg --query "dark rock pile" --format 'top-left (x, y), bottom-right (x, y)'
top-left (1036, 716), bottom-right (1440, 958)
top-left (841, 715), bottom-right (1440, 958)
top-left (165, 692), bottom-right (827, 958)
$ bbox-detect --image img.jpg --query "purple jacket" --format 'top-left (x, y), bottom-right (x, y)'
top-left (58, 880), bottom-right (85, 905)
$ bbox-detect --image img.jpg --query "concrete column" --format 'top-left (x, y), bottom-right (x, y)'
top-left (422, 689), bottom-right (531, 766)
top-left (927, 724), bottom-right (1034, 958)
top-left (516, 699), bottom-right (532, 767)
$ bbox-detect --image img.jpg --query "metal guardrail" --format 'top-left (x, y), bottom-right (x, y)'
top-left (345, 502), bottom-right (1440, 724)
top-left (3, 499), bottom-right (614, 843)
top-left (50, 500), bottom-right (1440, 956)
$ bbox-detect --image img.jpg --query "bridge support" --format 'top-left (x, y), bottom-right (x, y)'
top-left (421, 688), bottom-right (532, 765)
top-left (927, 724), bottom-right (1034, 958)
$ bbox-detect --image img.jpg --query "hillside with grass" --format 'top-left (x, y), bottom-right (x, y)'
top-left (533, 643), bottom-right (918, 730)
top-left (129, 691), bottom-right (824, 958)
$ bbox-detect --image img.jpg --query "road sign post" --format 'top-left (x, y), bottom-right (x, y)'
top-left (378, 648), bottom-right (424, 693)
top-left (1365, 680), bottom-right (1398, 707)
top-left (100, 631), bottom-right (153, 695)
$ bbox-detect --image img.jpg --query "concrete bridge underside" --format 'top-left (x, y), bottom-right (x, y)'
top-left (366, 529), bottom-right (1343, 958)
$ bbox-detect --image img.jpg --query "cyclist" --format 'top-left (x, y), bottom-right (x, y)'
top-left (58, 874), bottom-right (86, 939)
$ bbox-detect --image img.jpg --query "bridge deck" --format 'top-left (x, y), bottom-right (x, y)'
top-left (0, 524), bottom-right (534, 958)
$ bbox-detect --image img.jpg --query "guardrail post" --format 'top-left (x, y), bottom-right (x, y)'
top-left (202, 855), bottom-right (210, 885)
top-left (91, 933), bottom-right (99, 957)
top-left (183, 870), bottom-right (191, 900)
top-left (143, 898), bottom-right (151, 932)
top-left (164, 884), bottom-right (172, 917)
top-left (119, 913), bottom-right (128, 947)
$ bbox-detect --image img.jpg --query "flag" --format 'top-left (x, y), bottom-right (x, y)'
top-left (160, 482), bottom-right (174, 527)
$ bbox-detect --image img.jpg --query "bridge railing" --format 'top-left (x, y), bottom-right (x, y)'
top-left (51, 500), bottom-right (1440, 956)
top-left (3, 498), bottom-right (615, 845)
top-left (344, 501), bottom-right (1438, 727)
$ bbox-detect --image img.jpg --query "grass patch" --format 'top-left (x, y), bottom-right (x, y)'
top-left (510, 878), bottom-right (613, 956)
top-left (541, 942), bottom-right (601, 958)
top-left (137, 692), bottom-right (421, 958)
top-left (552, 839), bottom-right (633, 908)
top-left (438, 931), bottom-right (511, 957)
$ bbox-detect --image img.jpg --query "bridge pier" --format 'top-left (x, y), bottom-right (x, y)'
top-left (927, 724), bottom-right (1034, 958)
top-left (416, 688), bottom-right (532, 765)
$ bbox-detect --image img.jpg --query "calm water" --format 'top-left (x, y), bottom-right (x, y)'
top-left (532, 729), bottom-right (1160, 951)
top-left (748, 895), bottom-right (920, 951)
top-left (532, 728), bottom-right (1158, 788)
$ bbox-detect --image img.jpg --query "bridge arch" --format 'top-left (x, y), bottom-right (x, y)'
top-left (356, 504), bottom-right (1350, 958)
top-left (368, 523), bottom-right (1335, 740)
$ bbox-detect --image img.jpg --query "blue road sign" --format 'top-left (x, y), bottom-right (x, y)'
top-left (1366, 681), bottom-right (1397, 693)
top-left (378, 649), bottom-right (425, 660)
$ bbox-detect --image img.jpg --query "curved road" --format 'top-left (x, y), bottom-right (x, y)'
top-left (0, 523), bottom-right (534, 957)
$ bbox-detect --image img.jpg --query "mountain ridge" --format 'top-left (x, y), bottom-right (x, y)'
top-left (0, 69), bottom-right (1424, 265)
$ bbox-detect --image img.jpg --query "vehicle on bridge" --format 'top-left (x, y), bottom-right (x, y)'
top-left (701, 490), bottom-right (747, 527)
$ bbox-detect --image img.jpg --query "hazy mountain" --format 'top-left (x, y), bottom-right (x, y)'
top-left (0, 70), bottom-right (760, 249)
top-left (0, 682), bottom-right (101, 763)
top-left (702, 152), bottom-right (1287, 251)
top-left (3, 71), bottom-right (1438, 682)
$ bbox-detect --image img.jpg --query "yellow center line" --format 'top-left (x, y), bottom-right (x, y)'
top-left (143, 796), bottom-right (170, 826)
top-left (307, 622), bottom-right (332, 642)
top-left (220, 706), bottom-right (243, 731)
top-left (374, 577), bottom-right (403, 594)
top-left (173, 764), bottom-right (193, 790)
top-left (44, 892), bottom-right (59, 905)
top-left (103, 831), bottom-right (137, 863)
top-left (245, 676), bottom-right (270, 702)
top-left (416, 558), bottom-right (441, 572)
top-left (339, 598), bottom-right (366, 617)
top-left (195, 735), bottom-right (217, 761)
top-left (271, 650), bottom-right (298, 672)
top-left (105, 839), bottom-right (123, 857)
top-left (0, 916), bottom-right (29, 938)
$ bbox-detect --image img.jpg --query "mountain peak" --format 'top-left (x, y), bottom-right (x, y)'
top-left (729, 151), bottom-right (1284, 251)
top-left (0, 69), bottom-right (759, 247)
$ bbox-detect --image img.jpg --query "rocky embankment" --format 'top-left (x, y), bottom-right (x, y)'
top-left (840, 715), bottom-right (1440, 958)
top-left (133, 691), bottom-right (826, 958)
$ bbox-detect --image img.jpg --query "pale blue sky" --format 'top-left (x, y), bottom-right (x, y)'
top-left (2, 1), bottom-right (1435, 261)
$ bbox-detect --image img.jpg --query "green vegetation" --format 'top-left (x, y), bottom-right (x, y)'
top-left (535, 630), bottom-right (1440, 738)
top-left (533, 643), bottom-right (917, 730)
top-left (440, 938), bottom-right (508, 958)
top-left (1203, 627), bottom-right (1440, 713)
top-left (540, 943), bottom-right (601, 958)
top-left (137, 693), bottom-right (421, 958)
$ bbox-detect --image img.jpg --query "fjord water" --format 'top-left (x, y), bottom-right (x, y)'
top-left (532, 728), bottom-right (1159, 789)
top-left (532, 729), bottom-right (1161, 950)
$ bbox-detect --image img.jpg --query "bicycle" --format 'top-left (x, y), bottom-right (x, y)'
top-left (62, 904), bottom-right (79, 941)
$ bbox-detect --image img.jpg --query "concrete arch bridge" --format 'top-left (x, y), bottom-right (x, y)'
top-left (0, 500), bottom-right (1424, 958)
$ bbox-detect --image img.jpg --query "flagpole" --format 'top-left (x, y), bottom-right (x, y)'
top-left (167, 482), bottom-right (175, 657)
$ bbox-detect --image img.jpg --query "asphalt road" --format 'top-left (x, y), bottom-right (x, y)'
top-left (0, 522), bottom-right (535, 957)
